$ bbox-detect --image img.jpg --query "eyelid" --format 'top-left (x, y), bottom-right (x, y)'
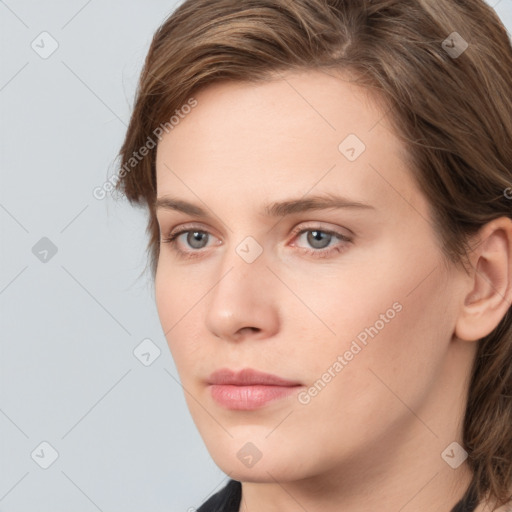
top-left (163, 221), bottom-right (219, 240)
top-left (161, 220), bottom-right (353, 260)
top-left (288, 222), bottom-right (353, 241)
top-left (162, 222), bottom-right (351, 243)
top-left (288, 225), bottom-right (352, 258)
top-left (162, 224), bottom-right (220, 247)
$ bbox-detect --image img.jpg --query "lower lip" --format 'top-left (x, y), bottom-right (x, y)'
top-left (209, 384), bottom-right (300, 410)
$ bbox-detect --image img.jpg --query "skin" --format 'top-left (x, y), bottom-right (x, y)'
top-left (153, 70), bottom-right (512, 512)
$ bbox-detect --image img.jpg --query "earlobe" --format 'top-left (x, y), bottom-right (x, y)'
top-left (455, 217), bottom-right (512, 342)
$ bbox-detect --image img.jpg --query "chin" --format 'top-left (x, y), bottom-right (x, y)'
top-left (209, 445), bottom-right (308, 483)
top-left (218, 462), bottom-right (294, 483)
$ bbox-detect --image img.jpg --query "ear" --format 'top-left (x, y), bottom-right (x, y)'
top-left (455, 217), bottom-right (512, 342)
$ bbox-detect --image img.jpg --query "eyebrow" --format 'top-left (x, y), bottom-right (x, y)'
top-left (154, 193), bottom-right (374, 218)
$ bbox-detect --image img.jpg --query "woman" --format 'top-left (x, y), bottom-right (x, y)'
top-left (115, 0), bottom-right (512, 510)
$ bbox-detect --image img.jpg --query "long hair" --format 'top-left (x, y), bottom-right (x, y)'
top-left (115, 0), bottom-right (512, 506)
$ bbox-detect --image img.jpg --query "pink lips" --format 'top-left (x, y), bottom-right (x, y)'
top-left (207, 368), bottom-right (303, 410)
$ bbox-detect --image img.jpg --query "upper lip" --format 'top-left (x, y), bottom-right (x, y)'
top-left (207, 368), bottom-right (301, 386)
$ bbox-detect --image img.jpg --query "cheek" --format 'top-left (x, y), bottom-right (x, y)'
top-left (296, 251), bottom-right (456, 437)
top-left (154, 264), bottom-right (206, 370)
top-left (291, 236), bottom-right (454, 383)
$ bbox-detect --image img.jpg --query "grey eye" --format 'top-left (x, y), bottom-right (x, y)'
top-left (306, 230), bottom-right (332, 249)
top-left (186, 231), bottom-right (209, 249)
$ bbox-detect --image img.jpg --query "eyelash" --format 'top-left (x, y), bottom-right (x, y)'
top-left (161, 224), bottom-right (352, 260)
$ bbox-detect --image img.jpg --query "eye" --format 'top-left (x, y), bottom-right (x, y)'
top-left (297, 229), bottom-right (336, 249)
top-left (290, 226), bottom-right (352, 258)
top-left (161, 227), bottom-right (217, 259)
top-left (173, 230), bottom-right (209, 250)
top-left (161, 224), bottom-right (352, 260)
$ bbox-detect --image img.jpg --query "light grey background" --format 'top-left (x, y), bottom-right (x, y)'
top-left (1, 1), bottom-right (511, 511)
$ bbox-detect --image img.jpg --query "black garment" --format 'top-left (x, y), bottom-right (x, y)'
top-left (197, 478), bottom-right (479, 512)
top-left (197, 480), bottom-right (241, 512)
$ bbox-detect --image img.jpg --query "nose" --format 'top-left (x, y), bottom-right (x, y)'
top-left (204, 243), bottom-right (280, 343)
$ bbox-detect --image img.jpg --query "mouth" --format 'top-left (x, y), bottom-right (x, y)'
top-left (207, 368), bottom-right (303, 410)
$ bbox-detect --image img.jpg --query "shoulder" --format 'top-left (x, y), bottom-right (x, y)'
top-left (196, 479), bottom-right (242, 512)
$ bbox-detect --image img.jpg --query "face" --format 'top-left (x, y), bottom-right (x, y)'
top-left (154, 70), bottom-right (468, 483)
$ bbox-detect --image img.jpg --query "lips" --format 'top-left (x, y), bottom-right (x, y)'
top-left (207, 368), bottom-right (303, 410)
top-left (207, 368), bottom-right (301, 386)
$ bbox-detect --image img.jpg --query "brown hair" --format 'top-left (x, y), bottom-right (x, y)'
top-left (115, 0), bottom-right (512, 507)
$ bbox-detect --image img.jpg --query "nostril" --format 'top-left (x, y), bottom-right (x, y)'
top-left (237, 326), bottom-right (260, 336)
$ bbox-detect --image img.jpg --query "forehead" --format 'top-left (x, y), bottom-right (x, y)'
top-left (154, 69), bottom-right (423, 219)
top-left (161, 70), bottom-right (389, 148)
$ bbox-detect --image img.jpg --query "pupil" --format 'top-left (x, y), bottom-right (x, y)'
top-left (189, 231), bottom-right (207, 248)
top-left (308, 230), bottom-right (330, 249)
